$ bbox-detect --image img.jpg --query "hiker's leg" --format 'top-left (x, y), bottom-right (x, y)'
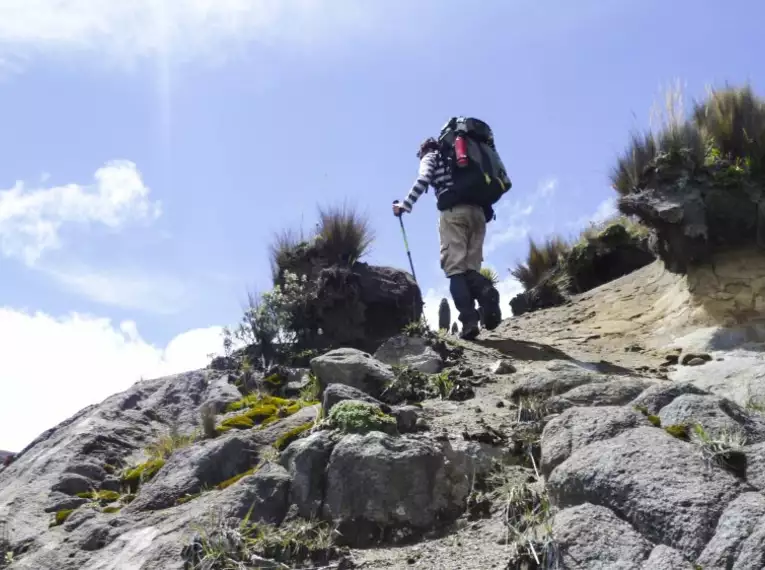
top-left (465, 206), bottom-right (502, 330)
top-left (439, 207), bottom-right (479, 336)
top-left (438, 207), bottom-right (470, 278)
top-left (449, 273), bottom-right (480, 339)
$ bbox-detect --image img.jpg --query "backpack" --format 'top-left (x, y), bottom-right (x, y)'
top-left (436, 117), bottom-right (512, 214)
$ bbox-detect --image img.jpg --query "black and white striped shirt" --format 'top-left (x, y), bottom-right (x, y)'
top-left (400, 150), bottom-right (453, 212)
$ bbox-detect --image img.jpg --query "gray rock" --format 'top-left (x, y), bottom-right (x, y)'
top-left (311, 348), bottom-right (395, 399)
top-left (736, 520), bottom-right (765, 570)
top-left (322, 432), bottom-right (472, 544)
top-left (681, 353), bottom-right (712, 366)
top-left (322, 383), bottom-right (385, 414)
top-left (552, 503), bottom-right (652, 569)
top-left (630, 381), bottom-right (710, 414)
top-left (744, 441), bottom-right (765, 491)
top-left (658, 394), bottom-right (765, 443)
top-left (52, 473), bottom-right (94, 495)
top-left (492, 359), bottom-right (516, 375)
top-left (64, 462), bottom-right (107, 481)
top-left (99, 476), bottom-right (121, 493)
top-left (201, 374), bottom-right (242, 413)
top-left (697, 492), bottom-right (765, 569)
top-left (215, 462), bottom-right (290, 523)
top-left (373, 335), bottom-right (443, 374)
top-left (391, 405), bottom-right (419, 433)
top-left (127, 434), bottom-right (260, 511)
top-left (547, 378), bottom-right (655, 413)
top-left (62, 507), bottom-right (97, 532)
top-left (548, 426), bottom-right (748, 558)
top-left (686, 357), bottom-right (707, 366)
top-left (540, 406), bottom-right (649, 478)
top-left (280, 431), bottom-right (336, 519)
top-left (641, 545), bottom-right (693, 569)
top-left (507, 360), bottom-right (605, 400)
top-left (44, 492), bottom-right (90, 513)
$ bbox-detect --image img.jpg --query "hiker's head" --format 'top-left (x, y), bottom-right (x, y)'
top-left (417, 138), bottom-right (439, 159)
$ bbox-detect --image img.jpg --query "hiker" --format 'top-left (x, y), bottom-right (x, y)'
top-left (393, 117), bottom-right (512, 340)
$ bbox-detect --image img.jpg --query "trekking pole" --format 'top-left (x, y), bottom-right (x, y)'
top-left (393, 201), bottom-right (417, 283)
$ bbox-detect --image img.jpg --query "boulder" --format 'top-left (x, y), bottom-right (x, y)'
top-left (548, 426), bottom-right (748, 559)
top-left (617, 158), bottom-right (765, 273)
top-left (491, 359), bottom-right (516, 375)
top-left (630, 381), bottom-right (710, 415)
top-left (215, 462), bottom-right (291, 523)
top-left (564, 222), bottom-right (654, 294)
top-left (300, 264), bottom-right (423, 352)
top-left (546, 378), bottom-right (655, 413)
top-left (201, 374), bottom-right (242, 414)
top-left (373, 335), bottom-right (443, 374)
top-left (509, 278), bottom-right (566, 317)
top-left (744, 442), bottom-right (765, 491)
top-left (507, 360), bottom-right (606, 400)
top-left (552, 503), bottom-right (653, 569)
top-left (697, 492), bottom-right (765, 569)
top-left (310, 348), bottom-right (394, 399)
top-left (322, 432), bottom-right (472, 545)
top-left (280, 431), bottom-right (337, 519)
top-left (658, 394), bottom-right (765, 444)
top-left (322, 383), bottom-right (386, 415)
top-left (126, 434), bottom-right (260, 511)
top-left (540, 406), bottom-right (649, 478)
top-left (641, 545), bottom-right (693, 570)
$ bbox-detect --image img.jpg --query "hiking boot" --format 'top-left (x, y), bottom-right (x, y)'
top-left (466, 271), bottom-right (502, 331)
top-left (480, 286), bottom-right (502, 331)
top-left (459, 321), bottom-right (480, 341)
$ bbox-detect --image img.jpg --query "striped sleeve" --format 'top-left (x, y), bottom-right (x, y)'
top-left (400, 152), bottom-right (436, 212)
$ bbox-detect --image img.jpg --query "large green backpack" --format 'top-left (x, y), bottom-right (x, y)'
top-left (436, 117), bottom-right (512, 213)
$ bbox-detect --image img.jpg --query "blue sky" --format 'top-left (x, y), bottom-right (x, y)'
top-left (0, 0), bottom-right (763, 451)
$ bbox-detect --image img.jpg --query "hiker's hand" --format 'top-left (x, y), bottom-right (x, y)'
top-left (392, 203), bottom-right (405, 217)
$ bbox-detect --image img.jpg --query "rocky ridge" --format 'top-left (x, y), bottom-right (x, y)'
top-left (2, 259), bottom-right (765, 569)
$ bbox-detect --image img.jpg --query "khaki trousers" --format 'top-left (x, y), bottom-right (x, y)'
top-left (438, 204), bottom-right (486, 278)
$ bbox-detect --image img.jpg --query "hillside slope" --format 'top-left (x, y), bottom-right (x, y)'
top-left (2, 257), bottom-right (765, 569)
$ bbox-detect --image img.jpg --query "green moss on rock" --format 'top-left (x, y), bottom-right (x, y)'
top-left (51, 509), bottom-right (74, 527)
top-left (102, 506), bottom-right (121, 514)
top-left (647, 414), bottom-right (661, 427)
top-left (665, 424), bottom-right (690, 441)
top-left (216, 414), bottom-right (255, 433)
top-left (219, 394), bottom-right (315, 433)
top-left (274, 421), bottom-right (314, 451)
top-left (122, 458), bottom-right (166, 488)
top-left (216, 466), bottom-right (258, 490)
top-left (328, 401), bottom-right (397, 435)
top-left (76, 490), bottom-right (121, 502)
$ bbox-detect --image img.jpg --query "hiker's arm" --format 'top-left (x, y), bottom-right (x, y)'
top-left (399, 152), bottom-right (436, 213)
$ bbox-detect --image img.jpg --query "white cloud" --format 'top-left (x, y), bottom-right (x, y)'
top-left (0, 0), bottom-right (389, 68)
top-left (590, 197), bottom-right (618, 224)
top-left (0, 160), bottom-right (160, 265)
top-left (0, 307), bottom-right (225, 451)
top-left (44, 265), bottom-right (192, 315)
top-left (485, 177), bottom-right (558, 253)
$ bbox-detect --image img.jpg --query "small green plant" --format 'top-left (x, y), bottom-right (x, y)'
top-left (144, 427), bottom-right (196, 463)
top-left (76, 490), bottom-right (121, 503)
top-left (515, 395), bottom-right (548, 424)
top-left (199, 404), bottom-right (218, 440)
top-left (216, 467), bottom-right (259, 490)
top-left (745, 396), bottom-right (765, 414)
top-left (299, 372), bottom-right (321, 403)
top-left (122, 458), bottom-right (166, 490)
top-left (402, 318), bottom-right (429, 337)
top-left (218, 393), bottom-right (315, 434)
top-left (327, 401), bottom-right (397, 435)
top-left (430, 371), bottom-right (455, 400)
top-left (102, 506), bottom-right (121, 514)
top-left (382, 365), bottom-right (430, 403)
top-left (647, 414), bottom-right (661, 427)
top-left (315, 202), bottom-right (375, 266)
top-left (691, 424), bottom-right (748, 476)
top-left (480, 266), bottom-right (500, 286)
top-left (186, 509), bottom-right (340, 569)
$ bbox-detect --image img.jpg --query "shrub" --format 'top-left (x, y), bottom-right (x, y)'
top-left (315, 203), bottom-right (374, 266)
top-left (199, 404), bottom-right (218, 440)
top-left (327, 401), bottom-right (397, 435)
top-left (611, 83), bottom-right (765, 194)
top-left (480, 266), bottom-right (500, 286)
top-left (510, 236), bottom-right (570, 290)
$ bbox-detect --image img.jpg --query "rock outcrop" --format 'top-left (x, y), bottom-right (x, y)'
top-left (510, 219), bottom-right (655, 316)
